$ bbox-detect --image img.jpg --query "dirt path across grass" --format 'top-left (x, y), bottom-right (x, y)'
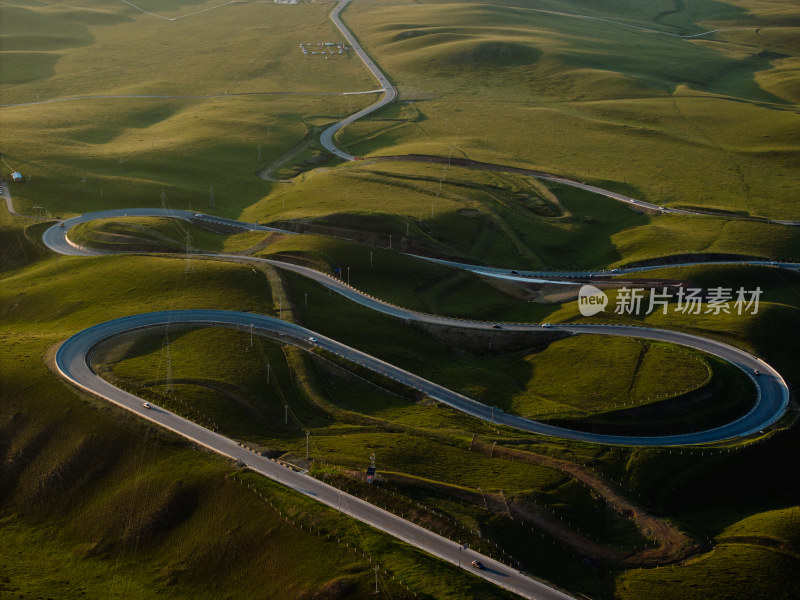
top-left (256, 139), bottom-right (310, 183)
top-left (475, 441), bottom-right (699, 565)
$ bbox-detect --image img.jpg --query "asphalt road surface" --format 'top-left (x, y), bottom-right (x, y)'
top-left (319, 0), bottom-right (398, 160)
top-left (418, 255), bottom-right (800, 282)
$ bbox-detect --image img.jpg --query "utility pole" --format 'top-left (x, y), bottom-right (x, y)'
top-left (373, 566), bottom-right (379, 594)
top-left (209, 184), bottom-right (215, 209)
top-left (257, 143), bottom-right (263, 162)
top-left (347, 266), bottom-right (350, 286)
top-left (305, 431), bottom-right (310, 461)
top-left (249, 323), bottom-right (254, 347)
top-left (266, 362), bottom-right (270, 384)
top-left (304, 293), bottom-right (308, 308)
top-left (80, 177), bottom-right (86, 192)
top-left (285, 403), bottom-right (288, 425)
top-left (369, 251), bottom-right (373, 269)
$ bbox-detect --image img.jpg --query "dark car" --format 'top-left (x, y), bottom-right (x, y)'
top-left (471, 560), bottom-right (484, 570)
top-left (492, 324), bottom-right (502, 329)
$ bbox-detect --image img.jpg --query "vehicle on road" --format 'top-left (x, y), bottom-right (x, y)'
top-left (541, 323), bottom-right (552, 328)
top-left (471, 560), bottom-right (485, 569)
top-left (194, 213), bottom-right (203, 218)
top-left (492, 324), bottom-right (502, 329)
top-left (754, 369), bottom-right (761, 376)
top-left (308, 337), bottom-right (318, 343)
top-left (510, 270), bottom-right (518, 275)
top-left (143, 402), bottom-right (151, 409)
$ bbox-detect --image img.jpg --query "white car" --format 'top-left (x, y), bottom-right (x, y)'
top-left (308, 337), bottom-right (318, 344)
top-left (143, 402), bottom-right (151, 409)
top-left (541, 323), bottom-right (552, 328)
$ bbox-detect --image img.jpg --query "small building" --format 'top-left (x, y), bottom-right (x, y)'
top-left (11, 172), bottom-right (23, 183)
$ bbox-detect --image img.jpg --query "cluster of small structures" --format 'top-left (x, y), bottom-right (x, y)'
top-left (299, 41), bottom-right (349, 57)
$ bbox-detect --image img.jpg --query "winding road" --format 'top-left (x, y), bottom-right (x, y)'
top-left (418, 254), bottom-right (800, 283)
top-left (319, 0), bottom-right (398, 160)
top-left (45, 209), bottom-right (790, 446)
top-left (55, 309), bottom-right (574, 600)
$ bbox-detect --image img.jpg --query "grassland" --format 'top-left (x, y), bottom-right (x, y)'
top-left (616, 544), bottom-right (800, 600)
top-left (0, 0), bottom-right (378, 219)
top-left (339, 0), bottom-right (800, 218)
top-left (68, 216), bottom-right (267, 253)
top-left (2, 0), bottom-right (800, 598)
top-left (1, 0), bottom-right (374, 100)
top-left (245, 162), bottom-right (800, 269)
